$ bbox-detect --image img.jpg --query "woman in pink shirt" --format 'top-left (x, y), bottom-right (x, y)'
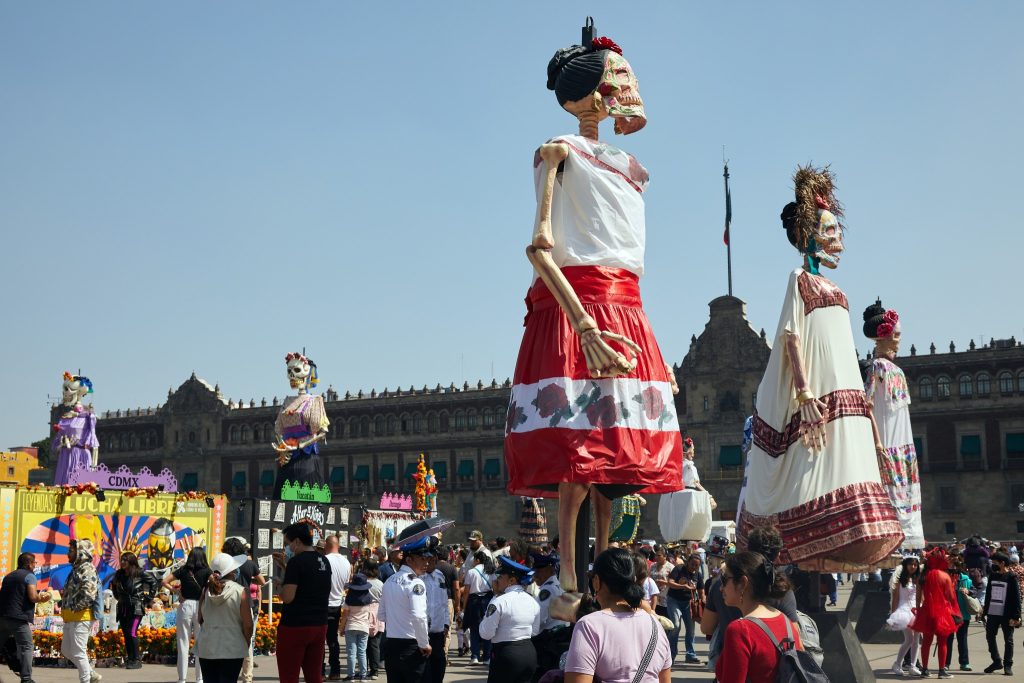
top-left (564, 548), bottom-right (672, 683)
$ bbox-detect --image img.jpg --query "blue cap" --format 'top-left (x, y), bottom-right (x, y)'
top-left (496, 555), bottom-right (535, 585)
top-left (398, 536), bottom-right (435, 556)
top-left (530, 552), bottom-right (558, 569)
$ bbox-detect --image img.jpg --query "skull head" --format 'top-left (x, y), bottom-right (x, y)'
top-left (808, 209), bottom-right (844, 269)
top-left (597, 51), bottom-right (645, 135)
top-left (62, 371), bottom-right (92, 407)
top-left (286, 352), bottom-right (309, 389)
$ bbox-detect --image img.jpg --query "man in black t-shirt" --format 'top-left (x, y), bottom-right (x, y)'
top-left (274, 522), bottom-right (332, 683)
top-left (666, 554), bottom-right (703, 664)
top-left (0, 553), bottom-right (52, 682)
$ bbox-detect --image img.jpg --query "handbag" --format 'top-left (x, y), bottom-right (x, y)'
top-left (964, 594), bottom-right (982, 616)
top-left (631, 614), bottom-right (661, 683)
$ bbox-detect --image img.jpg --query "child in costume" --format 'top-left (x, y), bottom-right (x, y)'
top-left (910, 549), bottom-right (960, 678)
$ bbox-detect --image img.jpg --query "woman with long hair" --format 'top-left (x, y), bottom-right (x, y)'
top-left (564, 548), bottom-right (671, 683)
top-left (196, 553), bottom-right (253, 683)
top-left (910, 548), bottom-right (960, 678)
top-left (887, 555), bottom-right (922, 676)
top-left (361, 558), bottom-right (384, 680)
top-left (111, 552), bottom-right (156, 669)
top-left (165, 546), bottom-right (212, 683)
top-left (715, 551), bottom-right (802, 683)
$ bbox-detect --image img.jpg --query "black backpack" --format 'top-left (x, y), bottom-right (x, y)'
top-left (744, 616), bottom-right (829, 683)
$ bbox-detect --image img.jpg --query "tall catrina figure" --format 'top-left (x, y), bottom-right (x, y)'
top-left (52, 371), bottom-right (100, 485)
top-left (862, 300), bottom-right (925, 549)
top-left (504, 18), bottom-right (682, 609)
top-left (272, 352), bottom-right (329, 498)
top-left (738, 166), bottom-right (903, 569)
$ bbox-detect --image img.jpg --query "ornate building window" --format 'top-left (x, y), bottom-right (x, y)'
top-left (937, 376), bottom-right (951, 398)
top-left (482, 409), bottom-right (494, 429)
top-left (360, 417), bottom-right (370, 438)
top-left (454, 411), bottom-right (466, 431)
top-left (428, 412), bottom-right (439, 433)
top-left (350, 419), bottom-right (360, 438)
top-left (958, 374), bottom-right (973, 397)
top-left (374, 415), bottom-right (385, 436)
top-left (1018, 371), bottom-right (1024, 393)
top-left (253, 425), bottom-right (261, 442)
top-left (977, 372), bottom-right (991, 396)
top-left (998, 371), bottom-right (1014, 394)
top-left (387, 415), bottom-right (397, 435)
top-left (467, 411), bottom-right (478, 430)
top-left (413, 413), bottom-right (425, 433)
top-left (918, 377), bottom-right (933, 400)
top-left (240, 425), bottom-right (250, 444)
top-left (400, 414), bottom-right (410, 434)
top-left (440, 412), bottom-right (450, 432)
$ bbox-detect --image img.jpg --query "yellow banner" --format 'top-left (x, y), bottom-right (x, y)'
top-left (2, 487), bottom-right (226, 590)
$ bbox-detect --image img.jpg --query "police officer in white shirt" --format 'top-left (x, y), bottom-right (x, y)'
top-left (422, 548), bottom-right (450, 683)
top-left (378, 534), bottom-right (433, 683)
top-left (529, 553), bottom-right (570, 678)
top-left (478, 557), bottom-right (540, 683)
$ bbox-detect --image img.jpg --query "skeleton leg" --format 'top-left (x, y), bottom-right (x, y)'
top-left (549, 482), bottom-right (590, 622)
top-left (591, 488), bottom-right (612, 558)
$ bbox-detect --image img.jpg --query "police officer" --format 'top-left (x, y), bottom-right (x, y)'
top-left (478, 557), bottom-right (540, 683)
top-left (529, 553), bottom-right (570, 680)
top-left (378, 535), bottom-right (433, 683)
top-left (422, 546), bottom-right (450, 683)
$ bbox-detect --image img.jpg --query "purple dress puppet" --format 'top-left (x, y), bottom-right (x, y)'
top-left (52, 372), bottom-right (99, 485)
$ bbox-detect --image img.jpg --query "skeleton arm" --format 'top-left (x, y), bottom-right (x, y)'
top-left (784, 331), bottom-right (828, 451)
top-left (90, 447), bottom-right (99, 468)
top-left (527, 143), bottom-right (642, 379)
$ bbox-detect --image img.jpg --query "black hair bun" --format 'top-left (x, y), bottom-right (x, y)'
top-left (547, 45), bottom-right (606, 106)
top-left (862, 299), bottom-right (885, 338)
top-left (780, 202), bottom-right (799, 247)
top-left (547, 45), bottom-right (589, 91)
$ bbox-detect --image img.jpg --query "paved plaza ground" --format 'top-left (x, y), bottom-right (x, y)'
top-left (16, 583), bottom-right (1019, 682)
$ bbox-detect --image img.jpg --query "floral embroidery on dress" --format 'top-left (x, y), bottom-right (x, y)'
top-left (797, 271), bottom-right (849, 315)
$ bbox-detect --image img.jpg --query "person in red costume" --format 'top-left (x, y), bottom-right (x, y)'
top-left (910, 548), bottom-right (961, 679)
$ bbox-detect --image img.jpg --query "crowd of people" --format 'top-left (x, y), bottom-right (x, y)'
top-left (2, 526), bottom-right (1023, 683)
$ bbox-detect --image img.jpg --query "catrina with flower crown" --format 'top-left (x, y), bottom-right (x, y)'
top-left (503, 18), bottom-right (683, 612)
top-left (737, 165), bottom-right (903, 569)
top-left (52, 371), bottom-right (100, 485)
top-left (272, 352), bottom-right (330, 499)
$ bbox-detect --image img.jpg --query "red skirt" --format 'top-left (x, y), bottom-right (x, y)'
top-left (504, 265), bottom-right (683, 498)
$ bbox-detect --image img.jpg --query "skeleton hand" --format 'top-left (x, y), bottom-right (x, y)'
top-left (665, 363), bottom-right (679, 395)
top-left (104, 533), bottom-right (144, 569)
top-left (580, 327), bottom-right (642, 378)
top-left (798, 395), bottom-right (829, 451)
top-left (90, 448), bottom-right (99, 469)
top-left (178, 531), bottom-right (204, 555)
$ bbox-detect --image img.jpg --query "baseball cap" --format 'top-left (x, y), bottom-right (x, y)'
top-left (467, 530), bottom-right (484, 541)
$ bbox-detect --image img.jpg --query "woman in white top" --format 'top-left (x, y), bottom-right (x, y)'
top-left (196, 553), bottom-right (253, 683)
top-left (887, 556), bottom-right (922, 676)
top-left (479, 557), bottom-right (541, 683)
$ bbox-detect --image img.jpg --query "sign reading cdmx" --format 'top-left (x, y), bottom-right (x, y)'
top-left (66, 463), bottom-right (178, 491)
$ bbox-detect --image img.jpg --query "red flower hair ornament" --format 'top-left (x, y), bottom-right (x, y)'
top-left (875, 310), bottom-right (900, 339)
top-left (592, 36), bottom-right (622, 54)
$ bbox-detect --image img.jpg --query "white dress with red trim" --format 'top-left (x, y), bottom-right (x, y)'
top-left (504, 135), bottom-right (683, 498)
top-left (738, 269), bottom-right (903, 568)
top-left (865, 358), bottom-right (925, 549)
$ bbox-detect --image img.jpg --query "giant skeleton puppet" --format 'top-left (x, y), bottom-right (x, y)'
top-left (52, 372), bottom-right (100, 485)
top-left (271, 352), bottom-right (330, 499)
top-left (504, 19), bottom-right (683, 616)
top-left (737, 166), bottom-right (903, 569)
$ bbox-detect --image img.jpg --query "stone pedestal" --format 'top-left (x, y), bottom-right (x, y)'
top-left (812, 612), bottom-right (877, 683)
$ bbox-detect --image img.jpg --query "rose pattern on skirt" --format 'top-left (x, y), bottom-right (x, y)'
top-left (532, 383), bottom-right (574, 428)
top-left (633, 386), bottom-right (672, 427)
top-left (505, 402), bottom-right (527, 436)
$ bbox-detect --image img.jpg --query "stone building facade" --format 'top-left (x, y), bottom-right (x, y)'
top-left (40, 300), bottom-right (1024, 545)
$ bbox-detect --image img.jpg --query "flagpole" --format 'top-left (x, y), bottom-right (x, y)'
top-left (724, 161), bottom-right (733, 296)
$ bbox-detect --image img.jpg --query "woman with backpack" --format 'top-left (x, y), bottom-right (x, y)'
top-left (887, 555), bottom-right (922, 676)
top-left (165, 547), bottom-right (212, 683)
top-left (111, 552), bottom-right (157, 669)
top-left (715, 551), bottom-right (806, 683)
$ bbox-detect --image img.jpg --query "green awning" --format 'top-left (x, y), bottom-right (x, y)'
top-left (353, 465), bottom-right (370, 481)
top-left (433, 461), bottom-right (448, 479)
top-left (232, 471), bottom-right (246, 488)
top-left (380, 464), bottom-right (396, 480)
top-left (457, 460), bottom-right (474, 477)
top-left (1006, 433), bottom-right (1024, 455)
top-left (913, 437), bottom-right (923, 457)
top-left (484, 459), bottom-right (500, 476)
top-left (330, 466), bottom-right (345, 483)
top-left (719, 445), bottom-right (743, 467)
top-left (404, 462), bottom-right (419, 477)
top-left (259, 469), bottom-right (274, 487)
top-left (181, 473), bottom-right (198, 491)
top-left (960, 435), bottom-right (981, 456)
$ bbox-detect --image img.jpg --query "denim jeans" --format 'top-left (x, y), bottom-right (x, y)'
top-left (468, 623), bottom-right (491, 662)
top-left (346, 630), bottom-right (369, 678)
top-left (666, 596), bottom-right (696, 661)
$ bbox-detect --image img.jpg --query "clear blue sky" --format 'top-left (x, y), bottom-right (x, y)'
top-left (2, 2), bottom-right (1022, 448)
